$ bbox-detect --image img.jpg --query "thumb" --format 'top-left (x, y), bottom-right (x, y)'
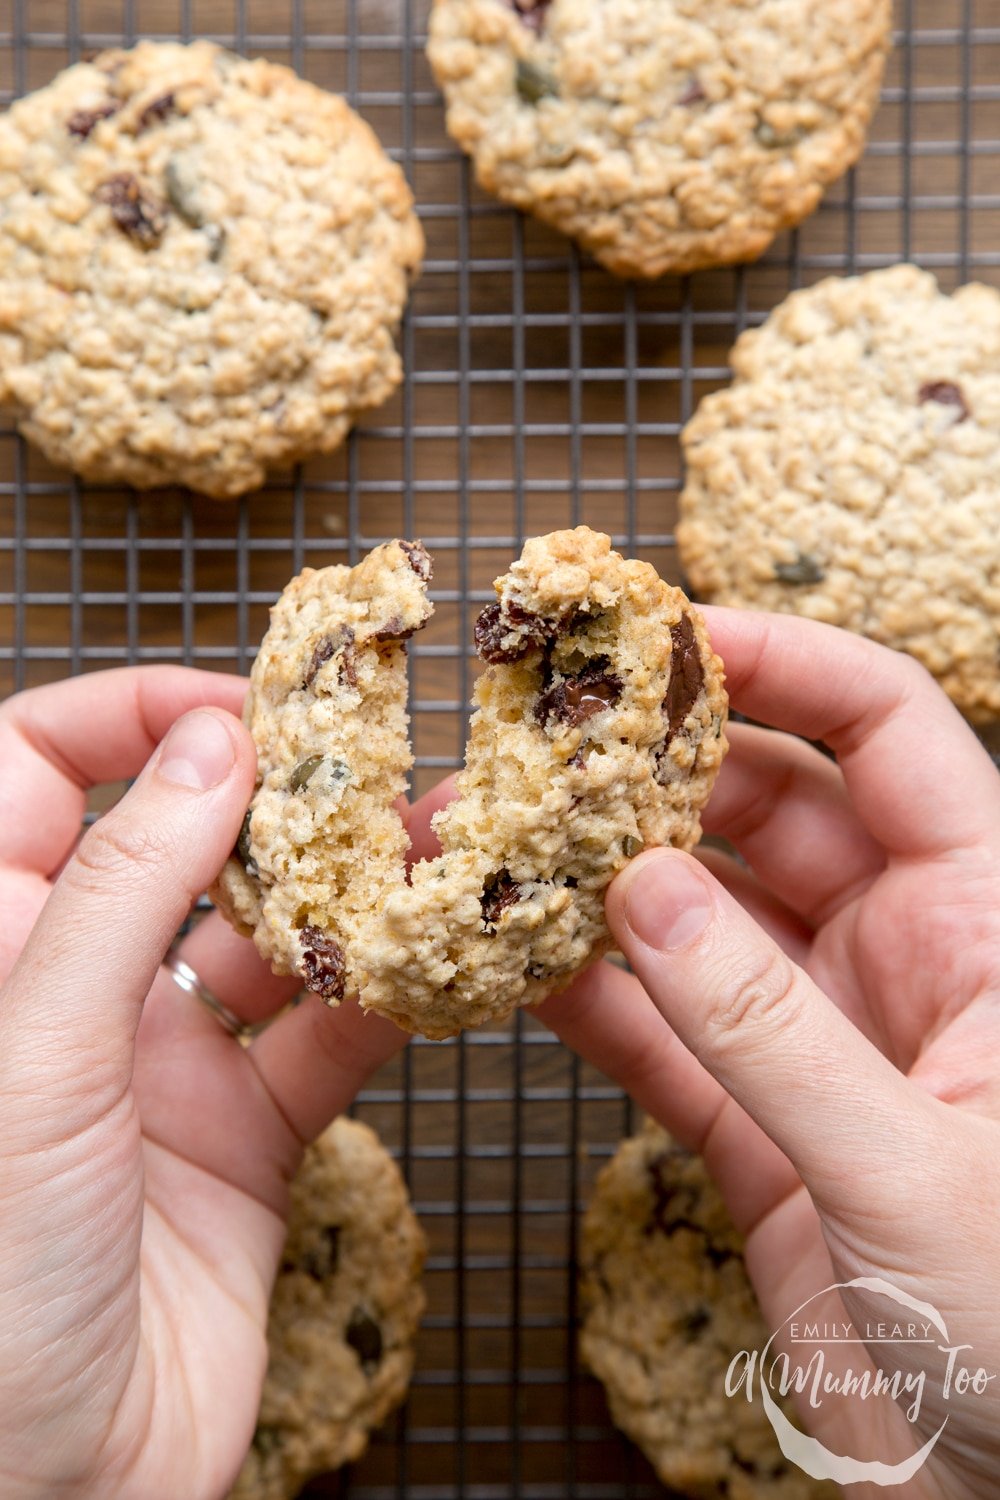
top-left (607, 849), bottom-right (929, 1209)
top-left (0, 708), bottom-right (255, 1110)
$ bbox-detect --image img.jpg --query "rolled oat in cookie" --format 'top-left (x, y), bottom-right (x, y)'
top-left (212, 528), bottom-right (727, 1038)
top-left (678, 264), bottom-right (1000, 721)
top-left (427, 0), bottom-right (891, 278)
top-left (212, 538), bottom-right (434, 999)
top-left (359, 527), bottom-right (727, 1036)
top-left (581, 1121), bottom-right (836, 1500)
top-left (230, 1117), bottom-right (425, 1500)
top-left (0, 41), bottom-right (423, 497)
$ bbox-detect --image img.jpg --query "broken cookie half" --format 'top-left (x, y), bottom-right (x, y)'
top-left (212, 527), bottom-right (727, 1037)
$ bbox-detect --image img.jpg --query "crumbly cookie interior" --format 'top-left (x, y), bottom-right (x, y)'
top-left (213, 528), bottom-right (728, 1037)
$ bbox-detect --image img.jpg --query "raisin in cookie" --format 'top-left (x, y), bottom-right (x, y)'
top-left (581, 1122), bottom-right (835, 1499)
top-left (213, 527), bottom-right (727, 1038)
top-left (212, 537), bottom-right (435, 1001)
top-left (427, 0), bottom-right (890, 278)
top-left (0, 41), bottom-right (423, 497)
top-left (360, 527), bottom-right (726, 1035)
top-left (231, 1117), bottom-right (425, 1500)
top-left (678, 264), bottom-right (1000, 721)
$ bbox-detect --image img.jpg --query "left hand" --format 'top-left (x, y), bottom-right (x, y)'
top-left (0, 667), bottom-right (407, 1500)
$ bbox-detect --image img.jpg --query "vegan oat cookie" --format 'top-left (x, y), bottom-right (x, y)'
top-left (231, 1117), bottom-right (425, 1500)
top-left (213, 527), bottom-right (728, 1037)
top-left (427, 0), bottom-right (891, 277)
top-left (678, 264), bottom-right (1000, 721)
top-left (581, 1122), bottom-right (836, 1499)
top-left (0, 42), bottom-right (423, 496)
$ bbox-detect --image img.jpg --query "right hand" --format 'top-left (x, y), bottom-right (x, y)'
top-left (540, 611), bottom-right (1000, 1500)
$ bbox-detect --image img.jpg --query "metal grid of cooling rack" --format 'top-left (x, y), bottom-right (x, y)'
top-left (2, 2), bottom-right (999, 1496)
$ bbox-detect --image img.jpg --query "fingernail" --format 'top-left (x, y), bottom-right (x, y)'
top-left (622, 852), bottom-right (713, 951)
top-left (157, 711), bottom-right (236, 791)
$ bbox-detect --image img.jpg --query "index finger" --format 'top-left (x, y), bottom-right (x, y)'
top-left (702, 608), bottom-right (1000, 858)
top-left (0, 666), bottom-right (248, 878)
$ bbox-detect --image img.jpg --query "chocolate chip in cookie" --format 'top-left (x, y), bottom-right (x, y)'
top-left (663, 617), bottom-right (704, 740)
top-left (399, 539), bottom-right (433, 581)
top-left (535, 655), bottom-right (623, 729)
top-left (303, 626), bottom-right (357, 691)
top-left (346, 1307), bottom-right (383, 1370)
top-left (475, 600), bottom-right (553, 663)
top-left (918, 379), bottom-right (970, 423)
top-left (481, 869), bottom-right (523, 930)
top-left (290, 1224), bottom-right (341, 1281)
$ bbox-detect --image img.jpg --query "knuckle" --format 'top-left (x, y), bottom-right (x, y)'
top-left (66, 814), bottom-right (169, 895)
top-left (707, 948), bottom-right (803, 1047)
top-left (889, 651), bottom-right (937, 709)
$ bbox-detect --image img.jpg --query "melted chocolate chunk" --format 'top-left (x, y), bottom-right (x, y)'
top-left (481, 869), bottom-right (523, 929)
top-left (136, 91), bottom-right (176, 130)
top-left (67, 100), bottom-right (120, 137)
top-left (399, 538), bottom-right (433, 581)
top-left (299, 925), bottom-right (346, 1002)
top-left (505, 0), bottom-right (553, 30)
top-left (663, 615), bottom-right (703, 740)
top-left (339, 639), bottom-right (359, 687)
top-left (303, 626), bottom-right (356, 690)
top-left (371, 613), bottom-right (419, 643)
top-left (96, 173), bottom-right (167, 247)
top-left (918, 380), bottom-right (970, 423)
top-left (303, 635), bottom-right (336, 689)
top-left (475, 600), bottom-right (554, 663)
top-left (535, 655), bottom-right (623, 729)
top-left (563, 607), bottom-right (604, 636)
top-left (346, 1308), bottom-right (383, 1368)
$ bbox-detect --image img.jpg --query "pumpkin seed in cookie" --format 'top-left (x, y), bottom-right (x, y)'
top-left (516, 58), bottom-right (558, 105)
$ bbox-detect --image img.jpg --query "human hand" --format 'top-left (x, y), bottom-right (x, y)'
top-left (538, 611), bottom-right (1000, 1500)
top-left (0, 667), bottom-right (407, 1500)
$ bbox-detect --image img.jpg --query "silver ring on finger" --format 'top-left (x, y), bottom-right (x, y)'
top-left (164, 943), bottom-right (254, 1045)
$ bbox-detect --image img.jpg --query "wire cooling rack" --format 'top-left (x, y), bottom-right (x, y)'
top-left (2, 2), bottom-right (999, 1496)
